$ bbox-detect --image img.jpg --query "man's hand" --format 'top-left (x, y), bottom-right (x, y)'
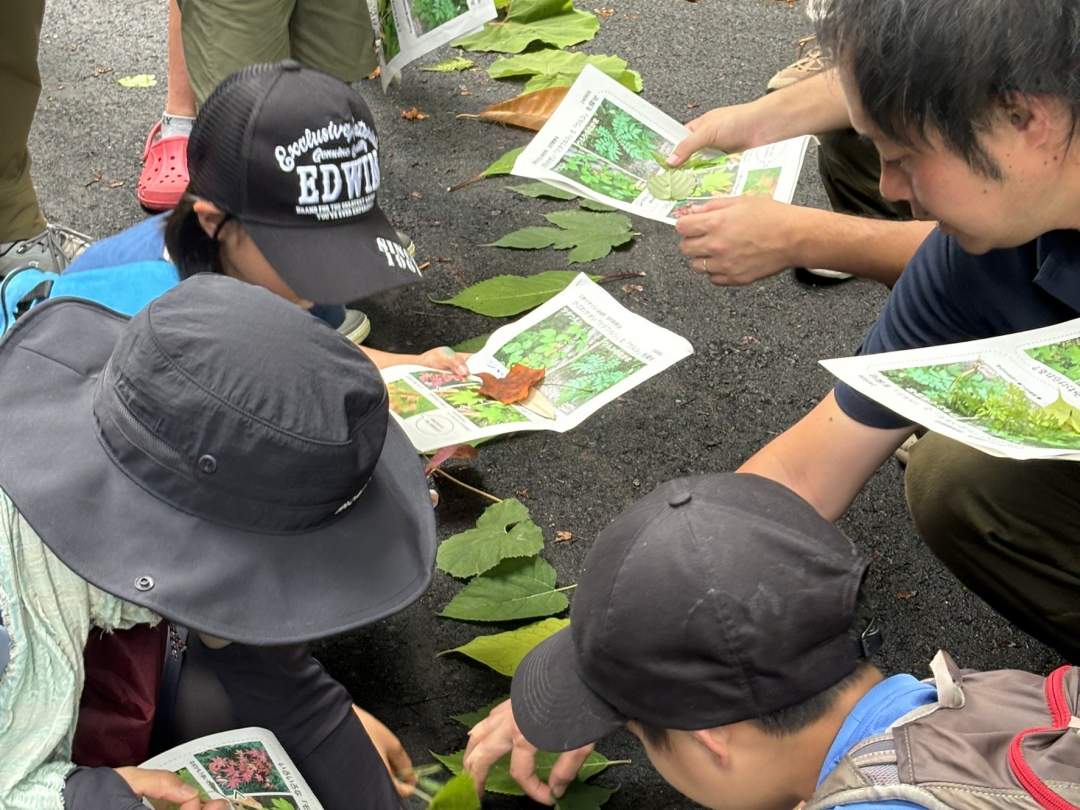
top-left (114, 767), bottom-right (229, 810)
top-left (675, 196), bottom-right (803, 286)
top-left (668, 102), bottom-right (770, 167)
top-left (352, 706), bottom-right (416, 798)
top-left (462, 699), bottom-right (595, 805)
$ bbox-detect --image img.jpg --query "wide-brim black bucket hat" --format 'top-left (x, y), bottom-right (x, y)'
top-left (0, 275), bottom-right (436, 645)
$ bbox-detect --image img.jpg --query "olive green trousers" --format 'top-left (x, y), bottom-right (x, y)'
top-left (1, 0), bottom-right (48, 242)
top-left (906, 434), bottom-right (1080, 662)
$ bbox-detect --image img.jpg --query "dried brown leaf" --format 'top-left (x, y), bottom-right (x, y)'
top-left (476, 364), bottom-right (546, 405)
top-left (401, 106), bottom-right (430, 120)
top-left (555, 531), bottom-right (574, 543)
top-left (425, 444), bottom-right (480, 475)
top-left (457, 86), bottom-right (569, 131)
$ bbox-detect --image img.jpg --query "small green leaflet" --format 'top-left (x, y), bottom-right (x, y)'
top-left (117, 74), bottom-right (157, 88)
top-left (487, 209), bottom-right (637, 264)
top-left (436, 498), bottom-right (543, 578)
top-left (453, 0), bottom-right (599, 53)
top-left (450, 697), bottom-right (508, 728)
top-left (483, 146), bottom-right (525, 177)
top-left (435, 270), bottom-right (589, 317)
top-left (557, 781), bottom-right (617, 810)
top-left (508, 181), bottom-right (579, 200)
top-left (422, 56), bottom-right (476, 72)
top-left (433, 746), bottom-right (616, 796)
top-left (646, 169), bottom-right (696, 201)
top-left (440, 556), bottom-right (570, 621)
top-left (440, 617), bottom-right (568, 675)
top-left (452, 334), bottom-right (490, 353)
top-left (488, 50), bottom-right (641, 93)
top-left (428, 772), bottom-right (481, 810)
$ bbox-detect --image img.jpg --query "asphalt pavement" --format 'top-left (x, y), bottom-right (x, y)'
top-left (35, 1), bottom-right (1058, 807)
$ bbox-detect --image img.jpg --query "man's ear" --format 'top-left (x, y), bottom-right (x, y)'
top-left (691, 727), bottom-right (732, 767)
top-left (1000, 91), bottom-right (1055, 148)
top-left (192, 199), bottom-right (226, 240)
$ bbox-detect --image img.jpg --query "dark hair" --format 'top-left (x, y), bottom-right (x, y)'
top-left (636, 590), bottom-right (879, 747)
top-left (164, 194), bottom-right (224, 280)
top-left (816, 0), bottom-right (1080, 178)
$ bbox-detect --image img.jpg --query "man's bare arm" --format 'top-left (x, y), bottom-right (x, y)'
top-left (738, 392), bottom-right (914, 521)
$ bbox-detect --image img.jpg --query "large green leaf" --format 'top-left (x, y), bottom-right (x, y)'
top-left (453, 0), bottom-right (599, 53)
top-left (507, 181), bottom-right (579, 200)
top-left (557, 781), bottom-right (617, 810)
top-left (433, 747), bottom-right (615, 796)
top-left (435, 270), bottom-right (585, 316)
top-left (450, 697), bottom-right (509, 728)
top-left (452, 333), bottom-right (491, 353)
top-left (436, 498), bottom-right (544, 578)
top-left (488, 50), bottom-right (642, 93)
top-left (428, 772), bottom-right (481, 810)
top-left (578, 198), bottom-right (616, 212)
top-left (487, 210), bottom-right (637, 264)
top-left (440, 557), bottom-right (570, 621)
top-left (440, 617), bottom-right (568, 675)
top-left (526, 69), bottom-right (642, 93)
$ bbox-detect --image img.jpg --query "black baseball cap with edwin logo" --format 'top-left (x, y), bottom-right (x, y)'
top-left (187, 60), bottom-right (422, 305)
top-left (511, 474), bottom-right (881, 751)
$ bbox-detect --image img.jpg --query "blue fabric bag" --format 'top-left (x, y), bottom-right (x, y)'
top-left (1, 259), bottom-right (180, 334)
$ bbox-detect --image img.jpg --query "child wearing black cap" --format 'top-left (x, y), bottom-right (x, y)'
top-left (0, 275), bottom-right (436, 809)
top-left (463, 475), bottom-right (1080, 809)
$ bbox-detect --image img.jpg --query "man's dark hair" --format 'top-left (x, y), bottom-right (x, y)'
top-left (816, 0), bottom-right (1080, 178)
top-left (164, 194), bottom-right (225, 280)
top-left (636, 588), bottom-right (879, 748)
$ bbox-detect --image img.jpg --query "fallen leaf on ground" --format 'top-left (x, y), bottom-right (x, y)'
top-left (487, 209), bottom-right (638, 263)
top-left (434, 270), bottom-right (594, 317)
top-left (458, 86), bottom-right (568, 131)
top-left (440, 557), bottom-right (569, 621)
top-left (437, 498), bottom-right (544, 578)
top-left (896, 590), bottom-right (918, 600)
top-left (425, 444), bottom-right (480, 476)
top-left (434, 746), bottom-right (618, 796)
top-left (439, 617), bottom-right (569, 675)
top-left (476, 364), bottom-right (546, 405)
top-left (594, 7), bottom-right (615, 17)
top-left (401, 106), bottom-right (430, 120)
top-left (555, 530), bottom-right (574, 543)
top-left (448, 146), bottom-right (525, 192)
top-left (366, 66), bottom-right (381, 80)
top-left (453, 0), bottom-right (599, 53)
top-left (117, 74), bottom-right (157, 88)
top-left (422, 56), bottom-right (476, 72)
top-left (621, 283), bottom-right (644, 294)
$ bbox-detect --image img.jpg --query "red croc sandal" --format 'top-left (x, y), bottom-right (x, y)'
top-left (136, 120), bottom-right (189, 212)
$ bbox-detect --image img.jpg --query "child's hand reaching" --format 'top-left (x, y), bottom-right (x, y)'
top-left (415, 346), bottom-right (470, 376)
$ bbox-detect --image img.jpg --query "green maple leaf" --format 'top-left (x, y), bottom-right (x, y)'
top-left (487, 209), bottom-right (637, 264)
top-left (433, 746), bottom-right (617, 795)
top-left (453, 0), bottom-right (599, 53)
top-left (422, 56), bottom-right (476, 72)
top-left (439, 617), bottom-right (568, 675)
top-left (436, 498), bottom-right (544, 578)
top-left (434, 270), bottom-right (594, 316)
top-left (440, 556), bottom-right (570, 621)
top-left (427, 772), bottom-right (481, 809)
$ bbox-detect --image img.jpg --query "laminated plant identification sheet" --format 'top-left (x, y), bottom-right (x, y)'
top-left (822, 318), bottom-right (1080, 461)
top-left (383, 274), bottom-right (693, 451)
top-left (141, 728), bottom-right (322, 810)
top-left (372, 0), bottom-right (496, 89)
top-left (512, 65), bottom-right (811, 223)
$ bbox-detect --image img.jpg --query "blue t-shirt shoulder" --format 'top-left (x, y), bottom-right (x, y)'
top-left (817, 674), bottom-right (937, 809)
top-left (67, 213), bottom-right (169, 273)
top-left (835, 228), bottom-right (1080, 428)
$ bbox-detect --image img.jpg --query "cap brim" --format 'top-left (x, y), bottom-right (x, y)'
top-left (0, 299), bottom-right (436, 645)
top-left (244, 204), bottom-right (421, 305)
top-left (510, 628), bottom-right (627, 752)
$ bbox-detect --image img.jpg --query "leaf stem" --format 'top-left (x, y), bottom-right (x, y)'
top-left (447, 173), bottom-right (484, 193)
top-left (595, 271), bottom-right (647, 284)
top-left (433, 468), bottom-right (503, 504)
top-left (553, 584), bottom-right (578, 593)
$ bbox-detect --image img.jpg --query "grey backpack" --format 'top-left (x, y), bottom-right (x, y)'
top-left (805, 651), bottom-right (1080, 810)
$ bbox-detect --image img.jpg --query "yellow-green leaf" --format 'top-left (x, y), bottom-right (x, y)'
top-left (428, 772), bottom-right (481, 810)
top-left (453, 0), bottom-right (598, 53)
top-left (117, 74), bottom-right (157, 88)
top-left (422, 56), bottom-right (476, 72)
top-left (440, 617), bottom-right (568, 675)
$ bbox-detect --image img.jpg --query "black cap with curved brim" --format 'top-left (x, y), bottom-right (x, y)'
top-left (511, 475), bottom-right (874, 752)
top-left (187, 60), bottom-right (423, 305)
top-left (0, 275), bottom-right (436, 645)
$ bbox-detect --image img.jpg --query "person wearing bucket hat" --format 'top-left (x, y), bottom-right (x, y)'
top-left (0, 275), bottom-right (435, 809)
top-left (462, 474), bottom-right (910, 808)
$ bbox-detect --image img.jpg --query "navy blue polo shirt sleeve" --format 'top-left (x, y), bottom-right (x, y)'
top-left (834, 229), bottom-right (991, 429)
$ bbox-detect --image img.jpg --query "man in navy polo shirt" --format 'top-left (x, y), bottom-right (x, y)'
top-left (738, 0), bottom-right (1080, 663)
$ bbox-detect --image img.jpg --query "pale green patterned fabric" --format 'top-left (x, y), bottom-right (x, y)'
top-left (0, 489), bottom-right (160, 809)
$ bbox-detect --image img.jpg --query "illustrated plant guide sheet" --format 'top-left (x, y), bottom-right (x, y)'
top-left (372, 0), bottom-right (496, 89)
top-left (511, 65), bottom-right (811, 223)
top-left (383, 274), bottom-right (694, 451)
top-left (141, 728), bottom-right (322, 810)
top-left (822, 318), bottom-right (1080, 461)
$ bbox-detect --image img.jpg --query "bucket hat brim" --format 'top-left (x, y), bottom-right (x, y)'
top-left (510, 628), bottom-right (627, 752)
top-left (245, 205), bottom-right (421, 306)
top-left (0, 298), bottom-right (436, 645)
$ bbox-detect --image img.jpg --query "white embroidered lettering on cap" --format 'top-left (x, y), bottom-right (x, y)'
top-left (376, 237), bottom-right (423, 277)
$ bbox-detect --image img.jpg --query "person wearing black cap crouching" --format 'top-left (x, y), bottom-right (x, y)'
top-left (463, 475), bottom-right (1080, 809)
top-left (0, 275), bottom-right (435, 809)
